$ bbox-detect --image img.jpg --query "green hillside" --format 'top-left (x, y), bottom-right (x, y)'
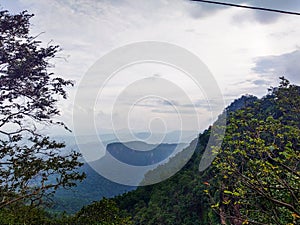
top-left (110, 77), bottom-right (300, 225)
top-left (1, 78), bottom-right (299, 224)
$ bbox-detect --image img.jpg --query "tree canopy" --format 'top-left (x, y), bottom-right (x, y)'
top-left (0, 10), bottom-right (85, 208)
top-left (207, 77), bottom-right (300, 224)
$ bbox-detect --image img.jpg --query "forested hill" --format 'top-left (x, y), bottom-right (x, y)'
top-left (109, 78), bottom-right (300, 225)
top-left (1, 78), bottom-right (299, 225)
top-left (110, 95), bottom-right (257, 224)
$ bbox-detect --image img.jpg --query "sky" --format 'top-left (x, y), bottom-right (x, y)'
top-left (1, 0), bottom-right (300, 137)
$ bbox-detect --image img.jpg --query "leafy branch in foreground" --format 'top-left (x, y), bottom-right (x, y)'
top-left (0, 10), bottom-right (85, 208)
top-left (208, 77), bottom-right (300, 225)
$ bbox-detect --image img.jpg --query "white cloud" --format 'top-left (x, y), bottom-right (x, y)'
top-left (1, 0), bottom-right (300, 133)
top-left (252, 49), bottom-right (300, 84)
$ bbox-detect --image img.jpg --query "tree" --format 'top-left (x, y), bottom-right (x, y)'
top-left (73, 198), bottom-right (133, 225)
top-left (0, 10), bottom-right (85, 208)
top-left (207, 78), bottom-right (300, 224)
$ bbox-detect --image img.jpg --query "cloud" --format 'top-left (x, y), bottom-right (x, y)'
top-left (151, 109), bottom-right (199, 114)
top-left (134, 98), bottom-right (178, 108)
top-left (252, 79), bottom-right (270, 86)
top-left (186, 1), bottom-right (224, 19)
top-left (2, 0), bottom-right (300, 133)
top-left (246, 0), bottom-right (300, 12)
top-left (252, 49), bottom-right (300, 84)
top-left (232, 11), bottom-right (280, 25)
top-left (247, 0), bottom-right (300, 24)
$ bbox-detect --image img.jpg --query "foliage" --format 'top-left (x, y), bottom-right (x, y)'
top-left (0, 10), bottom-right (85, 208)
top-left (0, 8), bottom-right (131, 225)
top-left (0, 199), bottom-right (132, 225)
top-left (71, 198), bottom-right (133, 225)
top-left (0, 203), bottom-right (76, 225)
top-left (207, 77), bottom-right (300, 224)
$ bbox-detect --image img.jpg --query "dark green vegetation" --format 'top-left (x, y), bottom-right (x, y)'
top-left (0, 199), bottom-right (133, 225)
top-left (207, 78), bottom-right (300, 224)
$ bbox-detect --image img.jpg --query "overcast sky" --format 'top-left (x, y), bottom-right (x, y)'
top-left (1, 0), bottom-right (300, 136)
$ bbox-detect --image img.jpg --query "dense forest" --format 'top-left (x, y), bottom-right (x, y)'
top-left (0, 8), bottom-right (299, 225)
top-left (112, 78), bottom-right (300, 225)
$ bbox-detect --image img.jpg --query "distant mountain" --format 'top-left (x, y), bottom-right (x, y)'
top-left (53, 130), bottom-right (197, 152)
top-left (106, 141), bottom-right (187, 166)
top-left (52, 130), bottom-right (196, 163)
top-left (51, 141), bottom-right (187, 213)
top-left (88, 141), bottom-right (188, 186)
